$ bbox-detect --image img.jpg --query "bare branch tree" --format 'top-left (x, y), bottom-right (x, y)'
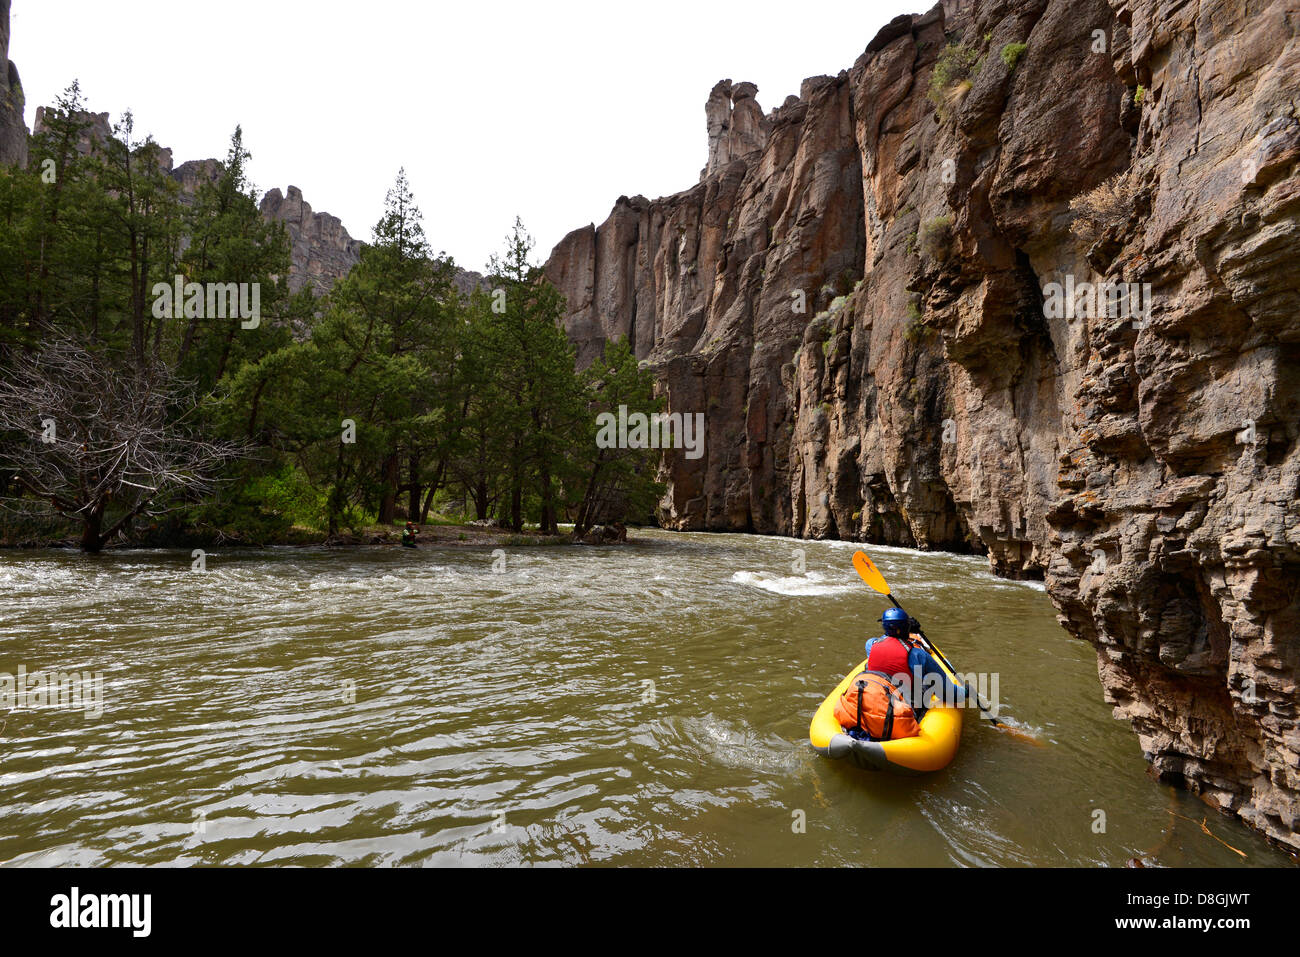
top-left (0, 336), bottom-right (246, 552)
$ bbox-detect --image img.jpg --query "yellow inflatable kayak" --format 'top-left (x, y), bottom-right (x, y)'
top-left (809, 648), bottom-right (963, 774)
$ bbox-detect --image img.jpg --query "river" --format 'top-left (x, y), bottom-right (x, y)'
top-left (1, 530), bottom-right (1293, 866)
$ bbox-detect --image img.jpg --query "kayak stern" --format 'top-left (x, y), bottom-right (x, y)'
top-left (809, 653), bottom-right (963, 774)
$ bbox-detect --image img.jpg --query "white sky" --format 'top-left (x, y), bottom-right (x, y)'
top-left (11, 0), bottom-right (921, 272)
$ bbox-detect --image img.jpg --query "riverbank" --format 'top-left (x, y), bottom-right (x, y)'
top-left (0, 518), bottom-right (628, 551)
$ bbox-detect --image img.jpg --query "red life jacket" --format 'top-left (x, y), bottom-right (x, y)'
top-left (833, 670), bottom-right (921, 740)
top-left (867, 635), bottom-right (912, 681)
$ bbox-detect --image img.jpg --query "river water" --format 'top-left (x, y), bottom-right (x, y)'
top-left (0, 530), bottom-right (1292, 867)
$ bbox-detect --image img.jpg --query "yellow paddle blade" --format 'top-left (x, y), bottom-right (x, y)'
top-left (1004, 726), bottom-right (1047, 745)
top-left (986, 717), bottom-right (1047, 745)
top-left (852, 551), bottom-right (890, 595)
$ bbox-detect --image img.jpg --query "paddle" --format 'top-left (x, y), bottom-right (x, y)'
top-left (851, 550), bottom-right (1041, 743)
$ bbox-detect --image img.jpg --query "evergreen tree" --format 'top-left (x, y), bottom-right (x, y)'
top-left (0, 82), bottom-right (103, 347)
top-left (333, 169), bottom-right (462, 524)
top-left (572, 337), bottom-right (665, 538)
top-left (219, 171), bottom-right (463, 534)
top-left (91, 110), bottom-right (185, 365)
top-left (478, 218), bottom-right (587, 532)
top-left (177, 126), bottom-right (293, 392)
top-left (0, 83), bottom-right (665, 545)
top-left (449, 287), bottom-right (507, 521)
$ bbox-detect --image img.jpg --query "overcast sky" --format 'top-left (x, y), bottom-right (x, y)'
top-left (12, 0), bottom-right (921, 272)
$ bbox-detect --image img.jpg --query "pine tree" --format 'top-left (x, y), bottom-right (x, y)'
top-left (0, 82), bottom-right (103, 346)
top-left (219, 171), bottom-right (464, 534)
top-left (176, 126), bottom-right (292, 392)
top-left (572, 337), bottom-right (665, 538)
top-left (335, 169), bottom-right (462, 524)
top-left (91, 110), bottom-right (185, 365)
top-left (478, 218), bottom-right (588, 533)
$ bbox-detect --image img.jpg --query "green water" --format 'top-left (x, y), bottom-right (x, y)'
top-left (0, 530), bottom-right (1292, 866)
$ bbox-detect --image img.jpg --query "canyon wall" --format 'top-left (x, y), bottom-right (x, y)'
top-left (27, 106), bottom-right (365, 295)
top-left (545, 0), bottom-right (1300, 851)
top-left (259, 185), bottom-right (364, 294)
top-left (26, 107), bottom-right (481, 298)
top-left (0, 0), bottom-right (26, 167)
top-left (257, 186), bottom-right (485, 296)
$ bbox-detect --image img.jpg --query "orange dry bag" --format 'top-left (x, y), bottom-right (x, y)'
top-left (833, 670), bottom-right (920, 740)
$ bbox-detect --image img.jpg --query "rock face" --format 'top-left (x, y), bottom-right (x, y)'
top-left (27, 103), bottom-right (360, 297)
top-left (171, 158), bottom-right (223, 200)
top-left (257, 186), bottom-right (485, 296)
top-left (25, 109), bottom-right (367, 297)
top-left (701, 79), bottom-right (772, 179)
top-left (546, 0), bottom-right (1300, 851)
top-left (32, 106), bottom-right (112, 154)
top-left (21, 78), bottom-right (480, 299)
top-left (259, 185), bottom-right (364, 294)
top-left (0, 0), bottom-right (27, 167)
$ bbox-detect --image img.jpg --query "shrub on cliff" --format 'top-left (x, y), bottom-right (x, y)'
top-left (919, 214), bottom-right (954, 260)
top-left (1001, 42), bottom-right (1027, 71)
top-left (927, 43), bottom-right (980, 117)
top-left (903, 298), bottom-right (934, 344)
top-left (1069, 172), bottom-right (1136, 245)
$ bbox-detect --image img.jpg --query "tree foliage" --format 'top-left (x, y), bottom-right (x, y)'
top-left (1, 88), bottom-right (668, 548)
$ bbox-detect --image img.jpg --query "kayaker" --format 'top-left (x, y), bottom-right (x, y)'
top-left (865, 607), bottom-right (964, 716)
top-left (401, 522), bottom-right (418, 548)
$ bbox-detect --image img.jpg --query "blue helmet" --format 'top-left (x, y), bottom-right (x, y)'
top-left (881, 607), bottom-right (909, 638)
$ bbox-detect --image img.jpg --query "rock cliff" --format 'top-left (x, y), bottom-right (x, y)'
top-left (0, 0), bottom-right (27, 167)
top-left (545, 0), bottom-right (1300, 851)
top-left (25, 108), bottom-right (366, 296)
top-left (259, 185), bottom-right (364, 293)
top-left (256, 187), bottom-right (485, 296)
top-left (27, 106), bottom-right (366, 295)
top-left (32, 105), bottom-right (112, 156)
top-left (701, 79), bottom-right (772, 179)
top-left (258, 186), bottom-right (484, 295)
